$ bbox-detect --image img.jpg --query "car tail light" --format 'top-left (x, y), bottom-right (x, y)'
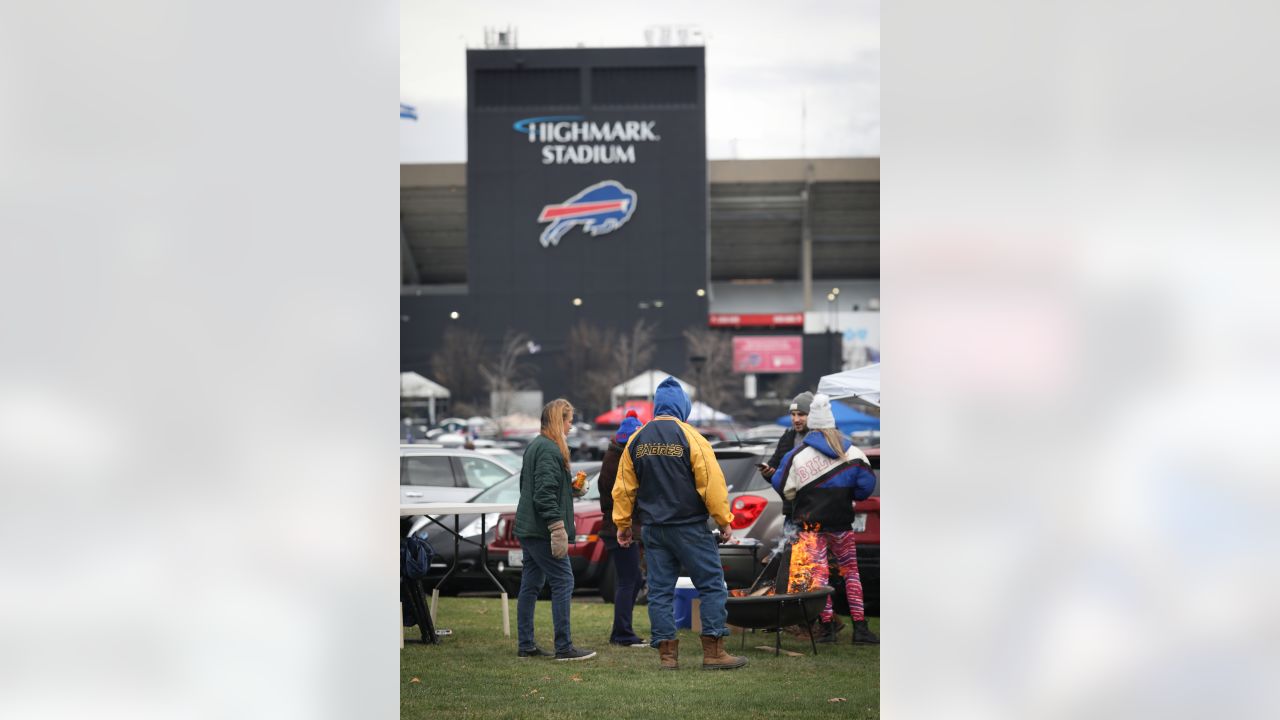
top-left (496, 518), bottom-right (510, 539)
top-left (730, 495), bottom-right (768, 529)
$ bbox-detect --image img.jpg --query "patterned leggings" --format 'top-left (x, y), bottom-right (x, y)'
top-left (787, 530), bottom-right (864, 621)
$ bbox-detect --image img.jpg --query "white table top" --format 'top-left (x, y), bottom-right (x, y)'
top-left (400, 502), bottom-right (518, 517)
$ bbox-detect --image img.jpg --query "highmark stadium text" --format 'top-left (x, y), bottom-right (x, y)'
top-left (521, 118), bottom-right (661, 165)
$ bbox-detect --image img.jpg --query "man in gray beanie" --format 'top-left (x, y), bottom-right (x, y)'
top-left (759, 391), bottom-right (812, 490)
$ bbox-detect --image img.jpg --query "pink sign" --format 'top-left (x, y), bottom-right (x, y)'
top-left (733, 336), bottom-right (803, 373)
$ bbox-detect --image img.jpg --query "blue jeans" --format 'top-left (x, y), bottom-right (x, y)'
top-left (641, 522), bottom-right (729, 645)
top-left (516, 536), bottom-right (575, 654)
top-left (603, 536), bottom-right (644, 644)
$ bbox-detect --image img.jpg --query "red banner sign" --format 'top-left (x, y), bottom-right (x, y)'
top-left (733, 336), bottom-right (804, 373)
top-left (708, 313), bottom-right (804, 328)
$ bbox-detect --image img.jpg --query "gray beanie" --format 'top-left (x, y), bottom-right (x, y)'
top-left (789, 391), bottom-right (814, 414)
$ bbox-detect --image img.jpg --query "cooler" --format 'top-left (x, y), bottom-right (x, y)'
top-left (673, 576), bottom-right (697, 629)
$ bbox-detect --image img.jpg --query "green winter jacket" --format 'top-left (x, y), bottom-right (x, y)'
top-left (514, 435), bottom-right (577, 539)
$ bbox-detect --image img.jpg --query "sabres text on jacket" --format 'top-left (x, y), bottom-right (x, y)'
top-left (632, 442), bottom-right (686, 459)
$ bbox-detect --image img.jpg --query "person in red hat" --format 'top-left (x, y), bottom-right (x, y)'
top-left (597, 410), bottom-right (648, 647)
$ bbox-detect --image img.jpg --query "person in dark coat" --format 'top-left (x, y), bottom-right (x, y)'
top-left (513, 398), bottom-right (596, 661)
top-left (597, 410), bottom-right (647, 647)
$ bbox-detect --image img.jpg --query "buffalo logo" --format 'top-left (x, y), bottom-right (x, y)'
top-left (536, 180), bottom-right (637, 247)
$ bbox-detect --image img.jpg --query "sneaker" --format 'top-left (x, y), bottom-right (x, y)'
top-left (609, 638), bottom-right (649, 647)
top-left (517, 645), bottom-right (553, 658)
top-left (555, 646), bottom-right (597, 661)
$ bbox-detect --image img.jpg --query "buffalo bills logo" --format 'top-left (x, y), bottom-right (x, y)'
top-left (536, 180), bottom-right (637, 247)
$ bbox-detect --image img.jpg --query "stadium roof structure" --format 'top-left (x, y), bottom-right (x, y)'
top-left (400, 158), bottom-right (879, 287)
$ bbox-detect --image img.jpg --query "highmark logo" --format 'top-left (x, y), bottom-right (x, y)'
top-left (512, 115), bottom-right (660, 165)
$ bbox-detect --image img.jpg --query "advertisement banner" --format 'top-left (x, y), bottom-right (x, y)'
top-left (733, 335), bottom-right (803, 373)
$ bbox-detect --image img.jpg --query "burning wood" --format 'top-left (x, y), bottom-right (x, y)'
top-left (729, 585), bottom-right (776, 598)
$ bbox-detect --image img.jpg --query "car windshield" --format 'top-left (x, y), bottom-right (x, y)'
top-left (470, 472), bottom-right (522, 504)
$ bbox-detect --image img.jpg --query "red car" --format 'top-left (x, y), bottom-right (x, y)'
top-left (487, 475), bottom-right (611, 596)
top-left (851, 447), bottom-right (879, 615)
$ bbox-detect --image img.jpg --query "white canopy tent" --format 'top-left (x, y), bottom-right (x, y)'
top-left (610, 370), bottom-right (695, 407)
top-left (817, 363), bottom-right (880, 407)
top-left (400, 372), bottom-right (450, 399)
top-left (400, 372), bottom-right (451, 423)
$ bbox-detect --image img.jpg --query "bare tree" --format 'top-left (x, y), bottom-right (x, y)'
top-left (429, 326), bottom-right (487, 411)
top-left (561, 320), bottom-right (619, 417)
top-left (482, 330), bottom-right (534, 418)
top-left (683, 327), bottom-right (742, 416)
top-left (614, 318), bottom-right (656, 384)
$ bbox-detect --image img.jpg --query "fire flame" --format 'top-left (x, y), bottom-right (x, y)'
top-left (787, 531), bottom-right (822, 594)
top-left (731, 524), bottom-right (826, 599)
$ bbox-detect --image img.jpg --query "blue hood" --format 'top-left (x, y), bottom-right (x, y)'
top-left (653, 377), bottom-right (690, 421)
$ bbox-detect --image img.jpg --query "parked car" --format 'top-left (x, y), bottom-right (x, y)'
top-left (401, 469), bottom-right (519, 589)
top-left (853, 447), bottom-right (880, 615)
top-left (399, 445), bottom-right (519, 505)
top-left (488, 445), bottom-right (787, 601)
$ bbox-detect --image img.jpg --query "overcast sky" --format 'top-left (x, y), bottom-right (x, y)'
top-left (400, 0), bottom-right (879, 163)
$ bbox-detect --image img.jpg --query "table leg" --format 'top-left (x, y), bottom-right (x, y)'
top-left (475, 513), bottom-right (512, 637)
top-left (430, 514), bottom-right (463, 624)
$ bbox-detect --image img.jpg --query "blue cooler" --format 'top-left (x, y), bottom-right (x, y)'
top-left (673, 577), bottom-right (697, 629)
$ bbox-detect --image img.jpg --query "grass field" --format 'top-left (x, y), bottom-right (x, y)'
top-left (401, 596), bottom-right (879, 719)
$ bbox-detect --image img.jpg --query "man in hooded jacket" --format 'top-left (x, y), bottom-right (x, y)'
top-left (613, 377), bottom-right (747, 671)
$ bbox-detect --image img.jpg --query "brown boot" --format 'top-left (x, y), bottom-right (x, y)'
top-left (658, 639), bottom-right (679, 670)
top-left (700, 635), bottom-right (748, 670)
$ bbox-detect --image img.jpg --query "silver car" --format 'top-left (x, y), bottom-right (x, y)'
top-left (399, 445), bottom-right (519, 505)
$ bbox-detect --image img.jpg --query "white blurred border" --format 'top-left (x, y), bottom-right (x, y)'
top-left (886, 1), bottom-right (1280, 718)
top-left (0, 2), bottom-right (398, 718)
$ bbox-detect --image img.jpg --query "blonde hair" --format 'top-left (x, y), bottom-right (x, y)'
top-left (540, 398), bottom-right (574, 470)
top-left (819, 428), bottom-right (847, 456)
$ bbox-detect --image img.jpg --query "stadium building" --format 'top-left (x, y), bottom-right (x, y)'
top-left (401, 45), bottom-right (878, 419)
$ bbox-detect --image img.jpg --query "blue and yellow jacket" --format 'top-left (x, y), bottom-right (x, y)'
top-left (612, 377), bottom-right (734, 530)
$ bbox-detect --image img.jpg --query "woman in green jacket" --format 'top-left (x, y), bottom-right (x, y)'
top-left (514, 398), bottom-right (596, 661)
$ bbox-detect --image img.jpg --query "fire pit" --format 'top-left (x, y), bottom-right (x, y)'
top-left (725, 585), bottom-right (833, 656)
